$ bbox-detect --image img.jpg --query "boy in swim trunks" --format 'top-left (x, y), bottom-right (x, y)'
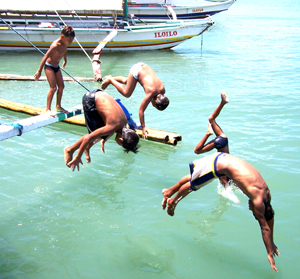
top-left (101, 62), bottom-right (169, 139)
top-left (64, 90), bottom-right (140, 171)
top-left (34, 26), bottom-right (75, 114)
top-left (194, 91), bottom-right (230, 186)
top-left (161, 152), bottom-right (279, 272)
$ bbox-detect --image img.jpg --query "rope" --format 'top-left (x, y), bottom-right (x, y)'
top-left (0, 17), bottom-right (91, 92)
top-left (63, 0), bottom-right (100, 43)
top-left (52, 9), bottom-right (92, 62)
top-left (9, 123), bottom-right (23, 136)
top-left (201, 33), bottom-right (204, 56)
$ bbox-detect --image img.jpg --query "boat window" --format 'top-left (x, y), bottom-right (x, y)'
top-left (11, 21), bottom-right (26, 25)
top-left (27, 22), bottom-right (41, 25)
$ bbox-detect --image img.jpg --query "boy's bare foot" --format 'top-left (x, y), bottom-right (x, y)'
top-left (167, 198), bottom-right (176, 216)
top-left (84, 149), bottom-right (91, 164)
top-left (207, 123), bottom-right (213, 136)
top-left (64, 147), bottom-right (73, 165)
top-left (221, 91), bottom-right (229, 104)
top-left (56, 106), bottom-right (68, 114)
top-left (101, 75), bottom-right (112, 90)
top-left (45, 109), bottom-right (57, 117)
top-left (162, 188), bottom-right (170, 210)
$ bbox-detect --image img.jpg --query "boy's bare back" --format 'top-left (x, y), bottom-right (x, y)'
top-left (217, 153), bottom-right (268, 200)
top-left (95, 92), bottom-right (127, 129)
top-left (138, 64), bottom-right (165, 96)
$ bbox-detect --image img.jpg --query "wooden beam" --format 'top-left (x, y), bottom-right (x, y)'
top-left (0, 73), bottom-right (95, 82)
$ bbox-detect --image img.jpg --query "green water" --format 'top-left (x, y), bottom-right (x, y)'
top-left (1, 0), bottom-right (300, 278)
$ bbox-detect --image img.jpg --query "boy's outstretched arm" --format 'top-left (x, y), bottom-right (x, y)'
top-left (252, 200), bottom-right (279, 272)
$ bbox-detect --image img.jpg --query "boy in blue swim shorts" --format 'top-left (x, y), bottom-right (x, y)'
top-left (64, 91), bottom-right (139, 171)
top-left (162, 152), bottom-right (279, 272)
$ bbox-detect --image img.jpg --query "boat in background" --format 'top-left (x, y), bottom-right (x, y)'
top-left (126, 0), bottom-right (236, 20)
top-left (0, 0), bottom-right (214, 52)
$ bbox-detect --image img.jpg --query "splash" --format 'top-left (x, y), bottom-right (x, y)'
top-left (217, 181), bottom-right (240, 204)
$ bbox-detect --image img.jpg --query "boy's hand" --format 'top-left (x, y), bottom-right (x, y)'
top-left (268, 254), bottom-right (278, 272)
top-left (34, 71), bottom-right (41, 81)
top-left (142, 127), bottom-right (148, 139)
top-left (67, 156), bottom-right (83, 171)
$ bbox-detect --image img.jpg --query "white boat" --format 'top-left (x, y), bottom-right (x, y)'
top-left (126, 0), bottom-right (236, 20)
top-left (0, 0), bottom-right (214, 52)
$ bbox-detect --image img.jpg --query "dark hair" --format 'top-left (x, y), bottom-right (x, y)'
top-left (122, 128), bottom-right (140, 153)
top-left (155, 94), bottom-right (169, 111)
top-left (61, 25), bottom-right (75, 37)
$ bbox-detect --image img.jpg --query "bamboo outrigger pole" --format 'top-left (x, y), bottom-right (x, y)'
top-left (0, 74), bottom-right (94, 82)
top-left (92, 29), bottom-right (118, 81)
top-left (0, 99), bottom-right (181, 145)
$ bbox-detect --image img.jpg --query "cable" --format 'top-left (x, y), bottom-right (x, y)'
top-left (51, 8), bottom-right (93, 62)
top-left (0, 17), bottom-right (91, 92)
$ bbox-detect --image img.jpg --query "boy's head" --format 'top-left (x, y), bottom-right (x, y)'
top-left (61, 25), bottom-right (75, 38)
top-left (152, 94), bottom-right (169, 111)
top-left (115, 128), bottom-right (140, 154)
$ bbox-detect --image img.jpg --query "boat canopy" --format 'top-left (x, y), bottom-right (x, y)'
top-left (0, 0), bottom-right (123, 13)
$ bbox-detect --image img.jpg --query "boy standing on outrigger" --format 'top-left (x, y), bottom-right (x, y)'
top-left (34, 25), bottom-right (75, 114)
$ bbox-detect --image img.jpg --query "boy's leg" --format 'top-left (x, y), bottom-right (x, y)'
top-left (45, 67), bottom-right (58, 112)
top-left (101, 75), bottom-right (128, 90)
top-left (208, 91), bottom-right (229, 137)
top-left (105, 74), bottom-right (137, 98)
top-left (194, 123), bottom-right (214, 154)
top-left (112, 76), bottom-right (128, 84)
top-left (166, 181), bottom-right (193, 216)
top-left (84, 140), bottom-right (99, 163)
top-left (162, 174), bottom-right (191, 209)
top-left (55, 70), bottom-right (67, 113)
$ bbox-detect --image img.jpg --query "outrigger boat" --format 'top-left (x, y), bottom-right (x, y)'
top-left (126, 0), bottom-right (236, 20)
top-left (0, 0), bottom-right (214, 52)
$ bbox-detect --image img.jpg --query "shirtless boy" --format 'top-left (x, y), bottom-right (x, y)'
top-left (162, 152), bottom-right (279, 272)
top-left (64, 90), bottom-right (140, 171)
top-left (34, 26), bottom-right (75, 114)
top-left (101, 62), bottom-right (169, 139)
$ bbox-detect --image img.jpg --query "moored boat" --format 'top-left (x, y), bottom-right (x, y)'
top-left (126, 0), bottom-right (236, 20)
top-left (0, 0), bottom-right (214, 52)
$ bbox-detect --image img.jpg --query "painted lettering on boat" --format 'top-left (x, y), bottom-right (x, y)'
top-left (192, 8), bottom-right (204, 12)
top-left (154, 31), bottom-right (177, 38)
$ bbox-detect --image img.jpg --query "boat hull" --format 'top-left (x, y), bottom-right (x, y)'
top-left (0, 19), bottom-right (213, 51)
top-left (127, 0), bottom-right (236, 20)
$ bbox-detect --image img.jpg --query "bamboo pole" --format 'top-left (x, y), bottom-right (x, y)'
top-left (0, 74), bottom-right (95, 82)
top-left (0, 98), bottom-right (182, 145)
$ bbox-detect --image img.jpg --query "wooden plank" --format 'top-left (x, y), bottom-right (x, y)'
top-left (0, 73), bottom-right (95, 82)
top-left (93, 30), bottom-right (118, 54)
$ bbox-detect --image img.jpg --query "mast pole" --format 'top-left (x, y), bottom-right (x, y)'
top-left (123, 0), bottom-right (128, 20)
